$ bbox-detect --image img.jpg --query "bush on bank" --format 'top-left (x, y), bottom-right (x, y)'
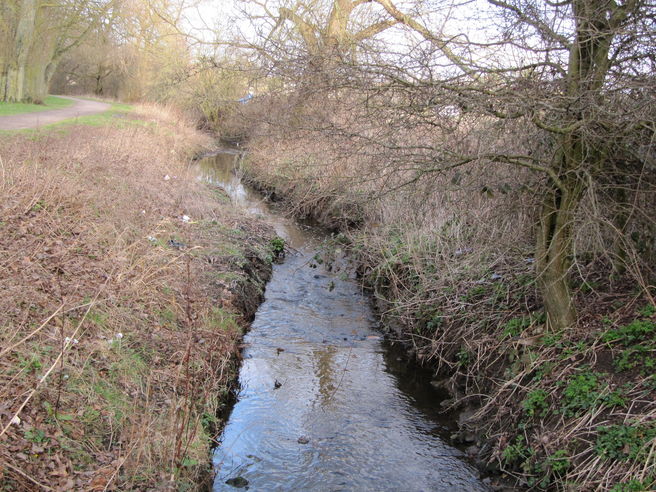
top-left (233, 93), bottom-right (655, 490)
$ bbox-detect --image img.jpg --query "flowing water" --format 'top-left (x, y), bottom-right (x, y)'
top-left (193, 152), bottom-right (487, 492)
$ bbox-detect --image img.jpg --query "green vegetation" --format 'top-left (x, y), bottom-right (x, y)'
top-left (0, 101), bottom-right (135, 136)
top-left (270, 236), bottom-right (286, 257)
top-left (501, 312), bottom-right (545, 338)
top-left (561, 371), bottom-right (605, 416)
top-left (47, 102), bottom-right (134, 129)
top-left (638, 304), bottom-right (655, 317)
top-left (595, 424), bottom-right (656, 462)
top-left (24, 428), bottom-right (48, 444)
top-left (523, 389), bottom-right (549, 418)
top-left (0, 95), bottom-right (73, 116)
top-left (614, 345), bottom-right (655, 372)
top-left (602, 319), bottom-right (656, 346)
top-left (502, 435), bottom-right (531, 465)
top-left (528, 450), bottom-right (572, 489)
top-left (503, 435), bottom-right (573, 489)
top-left (543, 449), bottom-right (570, 477)
top-left (559, 370), bottom-right (627, 417)
top-left (610, 479), bottom-right (656, 492)
top-left (456, 348), bottom-right (471, 368)
top-left (502, 316), bottom-right (531, 338)
top-left (602, 319), bottom-right (656, 373)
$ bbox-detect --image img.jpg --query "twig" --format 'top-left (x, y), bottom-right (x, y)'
top-left (1, 457), bottom-right (54, 491)
top-left (0, 288), bottom-right (104, 439)
top-left (0, 304), bottom-right (65, 358)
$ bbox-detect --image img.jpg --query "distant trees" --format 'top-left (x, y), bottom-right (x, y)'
top-left (49, 4), bottom-right (124, 98)
top-left (0, 0), bottom-right (119, 102)
top-left (50, 0), bottom-right (193, 101)
top-left (0, 0), bottom-right (197, 103)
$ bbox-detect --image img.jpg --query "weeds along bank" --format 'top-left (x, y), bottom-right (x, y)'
top-left (0, 106), bottom-right (277, 490)
top-left (233, 93), bottom-right (656, 490)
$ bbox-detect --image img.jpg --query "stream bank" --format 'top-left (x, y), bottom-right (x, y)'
top-left (235, 150), bottom-right (656, 491)
top-left (0, 108), bottom-right (279, 490)
top-left (197, 152), bottom-right (489, 491)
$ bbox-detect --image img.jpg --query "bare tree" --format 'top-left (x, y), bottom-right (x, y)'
top-left (374, 0), bottom-right (655, 330)
top-left (0, 0), bottom-right (120, 102)
top-left (229, 0), bottom-right (401, 75)
top-left (249, 0), bottom-right (654, 331)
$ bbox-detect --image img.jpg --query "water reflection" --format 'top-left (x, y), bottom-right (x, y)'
top-left (194, 152), bottom-right (487, 492)
top-left (193, 152), bottom-right (310, 249)
top-left (312, 345), bottom-right (338, 408)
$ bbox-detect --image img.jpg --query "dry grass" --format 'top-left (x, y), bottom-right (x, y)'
top-left (0, 107), bottom-right (275, 490)
top-left (233, 90), bottom-right (656, 490)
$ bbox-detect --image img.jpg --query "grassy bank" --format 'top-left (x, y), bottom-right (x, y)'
top-left (0, 105), bottom-right (276, 490)
top-left (239, 134), bottom-right (655, 491)
top-left (0, 96), bottom-right (74, 116)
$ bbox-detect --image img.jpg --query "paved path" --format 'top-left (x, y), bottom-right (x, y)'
top-left (0, 96), bottom-right (111, 130)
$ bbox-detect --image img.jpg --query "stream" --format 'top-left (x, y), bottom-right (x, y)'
top-left (193, 152), bottom-right (488, 491)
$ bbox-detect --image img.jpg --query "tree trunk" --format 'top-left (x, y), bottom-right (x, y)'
top-left (22, 60), bottom-right (50, 104)
top-left (41, 60), bottom-right (58, 101)
top-left (535, 0), bottom-right (625, 331)
top-left (95, 74), bottom-right (103, 95)
top-left (1, 0), bottom-right (37, 102)
top-left (536, 168), bottom-right (583, 331)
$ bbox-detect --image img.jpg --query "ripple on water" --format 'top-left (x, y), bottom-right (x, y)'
top-left (193, 154), bottom-right (488, 492)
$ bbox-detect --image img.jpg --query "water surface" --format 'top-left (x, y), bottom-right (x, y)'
top-left (193, 152), bottom-right (487, 492)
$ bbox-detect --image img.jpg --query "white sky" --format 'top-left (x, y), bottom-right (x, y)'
top-left (181, 0), bottom-right (572, 72)
top-left (182, 0), bottom-right (241, 44)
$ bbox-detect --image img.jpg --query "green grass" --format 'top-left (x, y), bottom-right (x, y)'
top-left (0, 95), bottom-right (74, 116)
top-left (0, 101), bottom-right (138, 136)
top-left (47, 101), bottom-right (136, 129)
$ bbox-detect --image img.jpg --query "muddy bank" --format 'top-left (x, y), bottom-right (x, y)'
top-left (191, 224), bottom-right (277, 489)
top-left (241, 173), bottom-right (366, 232)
